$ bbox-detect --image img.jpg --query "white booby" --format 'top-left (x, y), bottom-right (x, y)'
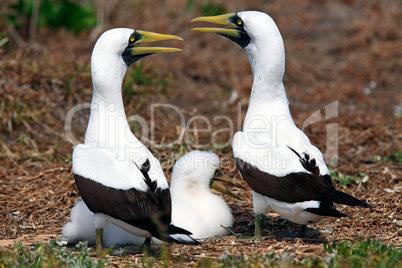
top-left (63, 150), bottom-right (244, 246)
top-left (72, 28), bottom-right (199, 253)
top-left (191, 11), bottom-right (370, 239)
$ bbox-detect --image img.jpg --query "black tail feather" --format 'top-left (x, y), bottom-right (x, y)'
top-left (160, 224), bottom-right (200, 245)
top-left (168, 224), bottom-right (193, 236)
top-left (305, 207), bottom-right (349, 218)
top-left (167, 234), bottom-right (200, 245)
top-left (327, 190), bottom-right (371, 208)
top-left (305, 199), bottom-right (350, 218)
top-left (165, 224), bottom-right (200, 244)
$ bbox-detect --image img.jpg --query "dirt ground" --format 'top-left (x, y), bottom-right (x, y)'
top-left (1, 0), bottom-right (401, 264)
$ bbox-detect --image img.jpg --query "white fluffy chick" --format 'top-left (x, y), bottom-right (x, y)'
top-left (169, 150), bottom-right (241, 239)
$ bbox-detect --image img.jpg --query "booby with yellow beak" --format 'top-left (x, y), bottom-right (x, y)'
top-left (191, 11), bottom-right (370, 239)
top-left (72, 28), bottom-right (198, 254)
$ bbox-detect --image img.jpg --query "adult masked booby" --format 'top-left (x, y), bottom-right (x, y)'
top-left (191, 11), bottom-right (370, 239)
top-left (72, 28), bottom-right (198, 253)
top-left (63, 150), bottom-right (244, 246)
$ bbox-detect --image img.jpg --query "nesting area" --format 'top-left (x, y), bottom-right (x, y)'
top-left (1, 0), bottom-right (401, 265)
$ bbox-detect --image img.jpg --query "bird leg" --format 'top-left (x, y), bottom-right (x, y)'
top-left (120, 238), bottom-right (152, 255)
top-left (95, 228), bottom-right (104, 255)
top-left (254, 213), bottom-right (264, 240)
top-left (142, 237), bottom-right (152, 253)
top-left (237, 213), bottom-right (275, 241)
top-left (299, 224), bottom-right (307, 237)
top-left (298, 224), bottom-right (319, 238)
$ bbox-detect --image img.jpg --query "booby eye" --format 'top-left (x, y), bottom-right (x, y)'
top-left (129, 35), bottom-right (135, 43)
top-left (237, 19), bottom-right (243, 26)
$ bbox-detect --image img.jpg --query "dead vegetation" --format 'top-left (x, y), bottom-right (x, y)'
top-left (1, 0), bottom-right (401, 264)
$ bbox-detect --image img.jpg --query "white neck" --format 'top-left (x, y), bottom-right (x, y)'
top-left (242, 36), bottom-right (295, 134)
top-left (84, 51), bottom-right (134, 150)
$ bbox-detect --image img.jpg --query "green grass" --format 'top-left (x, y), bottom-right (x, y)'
top-left (122, 63), bottom-right (173, 110)
top-left (0, 241), bottom-right (110, 268)
top-left (373, 151), bottom-right (402, 164)
top-left (186, 0), bottom-right (227, 15)
top-left (7, 0), bottom-right (97, 34)
top-left (202, 239), bottom-right (402, 267)
top-left (2, 239), bottom-right (399, 267)
top-left (200, 2), bottom-right (227, 16)
top-left (324, 239), bottom-right (402, 268)
top-left (0, 95), bottom-right (46, 133)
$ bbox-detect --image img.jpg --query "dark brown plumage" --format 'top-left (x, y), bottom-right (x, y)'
top-left (74, 159), bottom-right (196, 244)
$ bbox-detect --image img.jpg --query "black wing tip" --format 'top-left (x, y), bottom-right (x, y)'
top-left (165, 224), bottom-right (200, 245)
top-left (355, 199), bottom-right (371, 208)
top-left (168, 224), bottom-right (193, 236)
top-left (169, 235), bottom-right (201, 245)
top-left (329, 190), bottom-right (371, 208)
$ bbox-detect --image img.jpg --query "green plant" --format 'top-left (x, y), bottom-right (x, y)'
top-left (122, 63), bottom-right (173, 104)
top-left (0, 96), bottom-right (45, 133)
top-left (0, 241), bottom-right (110, 267)
top-left (324, 239), bottom-right (402, 267)
top-left (373, 151), bottom-right (402, 163)
top-left (329, 168), bottom-right (369, 186)
top-left (201, 1), bottom-right (227, 16)
top-left (7, 0), bottom-right (97, 34)
top-left (186, 0), bottom-right (226, 15)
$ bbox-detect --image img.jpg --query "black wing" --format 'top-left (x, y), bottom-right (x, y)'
top-left (235, 148), bottom-right (370, 208)
top-left (74, 159), bottom-right (198, 244)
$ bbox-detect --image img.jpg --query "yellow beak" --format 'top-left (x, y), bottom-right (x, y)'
top-left (210, 169), bottom-right (245, 200)
top-left (130, 30), bottom-right (183, 56)
top-left (191, 13), bottom-right (241, 38)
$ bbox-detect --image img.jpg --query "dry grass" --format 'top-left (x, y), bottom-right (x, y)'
top-left (1, 0), bottom-right (401, 265)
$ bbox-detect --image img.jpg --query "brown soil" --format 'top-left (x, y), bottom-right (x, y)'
top-left (1, 0), bottom-right (401, 265)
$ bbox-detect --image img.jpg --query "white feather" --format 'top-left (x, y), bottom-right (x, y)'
top-left (74, 28), bottom-right (168, 191)
top-left (62, 151), bottom-right (234, 245)
top-left (232, 11), bottom-right (331, 224)
top-left (170, 151), bottom-right (233, 239)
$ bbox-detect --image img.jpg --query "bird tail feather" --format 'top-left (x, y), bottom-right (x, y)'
top-left (327, 190), bottom-right (371, 208)
top-left (161, 224), bottom-right (200, 245)
top-left (167, 233), bottom-right (200, 245)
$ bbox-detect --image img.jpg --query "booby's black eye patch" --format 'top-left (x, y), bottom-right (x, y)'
top-left (129, 31), bottom-right (142, 45)
top-left (230, 14), bottom-right (244, 29)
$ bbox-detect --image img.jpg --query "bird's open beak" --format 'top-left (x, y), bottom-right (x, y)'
top-left (210, 169), bottom-right (245, 200)
top-left (191, 13), bottom-right (250, 48)
top-left (123, 30), bottom-right (183, 66)
top-left (131, 30), bottom-right (183, 56)
top-left (191, 13), bottom-right (241, 38)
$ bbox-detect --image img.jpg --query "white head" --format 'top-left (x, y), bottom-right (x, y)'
top-left (192, 11), bottom-right (286, 87)
top-left (170, 151), bottom-right (244, 200)
top-left (90, 28), bottom-right (182, 98)
top-left (170, 150), bottom-right (219, 194)
top-left (238, 11), bottom-right (285, 79)
top-left (91, 28), bottom-right (133, 97)
top-left (92, 28), bottom-right (135, 63)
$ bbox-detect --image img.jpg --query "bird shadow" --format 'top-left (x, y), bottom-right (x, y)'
top-left (233, 216), bottom-right (328, 245)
